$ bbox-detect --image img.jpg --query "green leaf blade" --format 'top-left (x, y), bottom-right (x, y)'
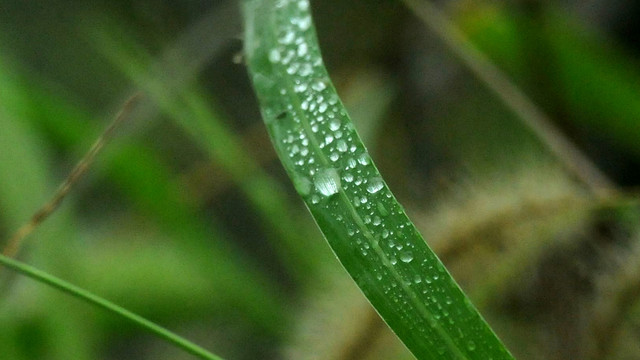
top-left (242, 1), bottom-right (514, 359)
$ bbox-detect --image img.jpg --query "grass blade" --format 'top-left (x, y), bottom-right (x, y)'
top-left (2, 93), bottom-right (141, 259)
top-left (0, 254), bottom-right (225, 360)
top-left (242, 0), bottom-right (514, 358)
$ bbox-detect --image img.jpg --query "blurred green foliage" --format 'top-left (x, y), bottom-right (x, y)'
top-left (1, 1), bottom-right (640, 359)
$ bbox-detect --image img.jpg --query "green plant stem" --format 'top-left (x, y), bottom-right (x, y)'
top-left (2, 93), bottom-right (142, 260)
top-left (0, 254), bottom-right (225, 360)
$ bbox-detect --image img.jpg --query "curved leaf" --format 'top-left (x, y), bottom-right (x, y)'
top-left (242, 0), bottom-right (514, 359)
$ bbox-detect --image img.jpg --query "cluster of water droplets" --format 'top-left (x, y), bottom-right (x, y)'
top-left (250, 1), bottom-right (504, 356)
top-left (268, 0), bottom-right (442, 316)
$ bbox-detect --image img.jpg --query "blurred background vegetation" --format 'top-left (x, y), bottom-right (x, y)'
top-left (1, 0), bottom-right (640, 359)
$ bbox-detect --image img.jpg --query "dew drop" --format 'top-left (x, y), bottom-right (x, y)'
top-left (297, 43), bottom-right (308, 56)
top-left (313, 168), bottom-right (341, 197)
top-left (467, 341), bottom-right (476, 352)
top-left (312, 80), bottom-right (327, 91)
top-left (357, 153), bottom-right (370, 166)
top-left (280, 31), bottom-right (295, 44)
top-left (298, 16), bottom-right (311, 30)
top-left (445, 297), bottom-right (453, 305)
top-left (286, 64), bottom-right (298, 75)
top-left (300, 64), bottom-right (313, 76)
top-left (366, 177), bottom-right (384, 194)
top-left (400, 251), bottom-right (414, 263)
top-left (329, 118), bottom-right (341, 131)
top-left (268, 49), bottom-right (281, 63)
top-left (325, 134), bottom-right (334, 144)
top-left (336, 140), bottom-right (348, 152)
top-left (298, 0), bottom-right (310, 10)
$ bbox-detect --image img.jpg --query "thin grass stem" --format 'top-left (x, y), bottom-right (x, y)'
top-left (2, 93), bottom-right (142, 259)
top-left (0, 254), bottom-right (225, 360)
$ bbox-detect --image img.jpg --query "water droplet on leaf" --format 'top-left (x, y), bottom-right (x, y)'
top-left (400, 251), bottom-right (414, 263)
top-left (329, 118), bottom-right (341, 131)
top-left (336, 140), bottom-right (348, 152)
top-left (467, 341), bottom-right (476, 351)
top-left (357, 153), bottom-right (370, 166)
top-left (366, 177), bottom-right (384, 194)
top-left (269, 49), bottom-right (281, 63)
top-left (292, 175), bottom-right (312, 196)
top-left (314, 168), bottom-right (341, 197)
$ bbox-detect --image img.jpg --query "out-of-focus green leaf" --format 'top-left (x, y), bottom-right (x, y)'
top-left (458, 5), bottom-right (640, 158)
top-left (2, 65), bottom-right (288, 337)
top-left (0, 54), bottom-right (93, 360)
top-left (93, 22), bottom-right (327, 279)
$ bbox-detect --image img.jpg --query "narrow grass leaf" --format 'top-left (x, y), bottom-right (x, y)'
top-left (242, 1), bottom-right (514, 358)
top-left (93, 24), bottom-right (326, 278)
top-left (21, 67), bottom-right (288, 336)
top-left (0, 55), bottom-right (98, 360)
top-left (458, 6), bottom-right (640, 161)
top-left (0, 56), bottom-right (286, 340)
top-left (0, 254), bottom-right (225, 360)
